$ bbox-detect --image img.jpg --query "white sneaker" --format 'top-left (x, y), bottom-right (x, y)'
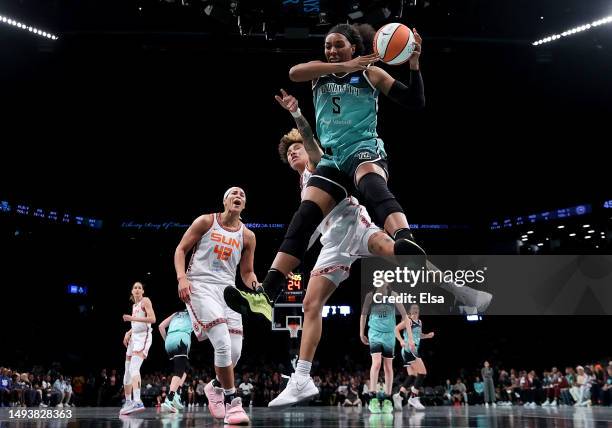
top-left (542, 400), bottom-right (550, 407)
top-left (392, 393), bottom-right (403, 411)
top-left (268, 374), bottom-right (319, 407)
top-left (122, 401), bottom-right (145, 414)
top-left (408, 396), bottom-right (425, 410)
top-left (485, 402), bottom-right (489, 408)
top-left (119, 401), bottom-right (134, 416)
top-left (492, 402), bottom-right (497, 408)
top-left (550, 399), bottom-right (557, 407)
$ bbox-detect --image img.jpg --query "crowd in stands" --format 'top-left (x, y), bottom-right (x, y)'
top-left (441, 360), bottom-right (612, 408)
top-left (2, 360), bottom-right (611, 408)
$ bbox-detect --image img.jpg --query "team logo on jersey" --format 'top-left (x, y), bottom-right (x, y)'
top-left (350, 76), bottom-right (360, 84)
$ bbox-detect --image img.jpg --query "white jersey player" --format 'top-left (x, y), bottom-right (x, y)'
top-left (174, 187), bottom-right (261, 425)
top-left (120, 281), bottom-right (156, 415)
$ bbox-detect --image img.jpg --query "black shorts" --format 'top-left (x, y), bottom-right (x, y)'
top-left (369, 341), bottom-right (395, 359)
top-left (401, 348), bottom-right (419, 366)
top-left (307, 150), bottom-right (389, 201)
top-left (344, 149), bottom-right (389, 186)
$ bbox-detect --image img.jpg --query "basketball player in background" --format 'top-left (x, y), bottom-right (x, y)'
top-left (120, 281), bottom-right (156, 415)
top-left (158, 310), bottom-right (193, 413)
top-left (394, 304), bottom-right (434, 411)
top-left (361, 282), bottom-right (408, 413)
top-left (174, 187), bottom-right (263, 425)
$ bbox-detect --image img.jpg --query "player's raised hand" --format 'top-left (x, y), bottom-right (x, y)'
top-left (274, 89), bottom-right (299, 113)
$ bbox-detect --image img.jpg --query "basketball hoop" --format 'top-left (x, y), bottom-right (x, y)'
top-left (288, 322), bottom-right (300, 339)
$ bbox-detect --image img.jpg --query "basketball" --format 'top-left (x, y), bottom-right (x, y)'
top-left (373, 23), bottom-right (416, 65)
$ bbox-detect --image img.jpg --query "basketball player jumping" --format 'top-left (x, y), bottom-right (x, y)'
top-left (120, 281), bottom-right (156, 415)
top-left (230, 23), bottom-right (427, 308)
top-left (174, 187), bottom-right (264, 425)
top-left (265, 92), bottom-right (400, 406)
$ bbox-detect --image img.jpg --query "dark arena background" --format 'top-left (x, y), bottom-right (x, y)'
top-left (1, 0), bottom-right (611, 427)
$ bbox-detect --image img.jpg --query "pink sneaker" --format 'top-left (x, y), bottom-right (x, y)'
top-left (224, 397), bottom-right (250, 425)
top-left (204, 380), bottom-right (225, 419)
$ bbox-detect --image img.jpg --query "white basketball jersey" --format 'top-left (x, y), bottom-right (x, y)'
top-left (131, 299), bottom-right (152, 333)
top-left (187, 213), bottom-right (244, 285)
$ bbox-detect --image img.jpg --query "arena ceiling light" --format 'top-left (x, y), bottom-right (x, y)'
top-left (0, 13), bottom-right (58, 40)
top-left (533, 15), bottom-right (612, 46)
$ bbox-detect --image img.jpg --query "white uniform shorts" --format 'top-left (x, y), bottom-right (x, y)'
top-left (126, 330), bottom-right (153, 358)
top-left (185, 278), bottom-right (243, 341)
top-left (310, 197), bottom-right (381, 286)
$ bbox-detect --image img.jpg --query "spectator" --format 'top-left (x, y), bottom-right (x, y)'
top-left (196, 379), bottom-right (206, 407)
top-left (481, 361), bottom-right (496, 407)
top-left (53, 376), bottom-right (66, 408)
top-left (473, 376), bottom-right (484, 405)
top-left (602, 366), bottom-right (612, 406)
top-left (62, 377), bottom-right (73, 407)
top-left (10, 373), bottom-right (26, 407)
top-left (570, 366), bottom-right (591, 407)
top-left (443, 379), bottom-right (453, 404)
top-left (342, 380), bottom-right (362, 407)
top-left (239, 375), bottom-right (254, 407)
top-left (560, 367), bottom-right (574, 405)
top-left (0, 368), bottom-right (12, 407)
top-left (336, 381), bottom-right (348, 406)
top-left (592, 365), bottom-right (606, 405)
top-left (453, 378), bottom-right (468, 405)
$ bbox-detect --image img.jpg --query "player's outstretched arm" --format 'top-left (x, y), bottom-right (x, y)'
top-left (240, 228), bottom-right (259, 290)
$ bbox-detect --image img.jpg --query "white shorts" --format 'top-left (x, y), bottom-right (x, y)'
top-left (185, 279), bottom-right (243, 342)
top-left (127, 330), bottom-right (153, 358)
top-left (310, 197), bottom-right (381, 286)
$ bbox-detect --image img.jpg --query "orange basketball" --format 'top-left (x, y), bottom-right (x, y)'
top-left (373, 23), bottom-right (416, 65)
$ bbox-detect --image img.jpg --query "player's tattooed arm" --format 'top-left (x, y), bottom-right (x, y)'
top-left (293, 113), bottom-right (323, 167)
top-left (275, 89), bottom-right (323, 168)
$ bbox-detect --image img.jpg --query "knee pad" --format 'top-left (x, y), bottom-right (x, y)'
top-left (279, 200), bottom-right (324, 258)
top-left (172, 356), bottom-right (189, 378)
top-left (129, 355), bottom-right (143, 381)
top-left (230, 334), bottom-right (243, 367)
top-left (357, 173), bottom-right (403, 225)
top-left (207, 323), bottom-right (232, 368)
top-left (123, 360), bottom-right (131, 385)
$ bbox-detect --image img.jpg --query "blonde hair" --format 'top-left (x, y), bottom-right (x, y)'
top-left (278, 128), bottom-right (303, 163)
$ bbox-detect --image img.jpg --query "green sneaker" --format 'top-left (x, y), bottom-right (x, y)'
top-left (381, 399), bottom-right (393, 414)
top-left (224, 286), bottom-right (273, 321)
top-left (161, 397), bottom-right (177, 413)
top-left (368, 397), bottom-right (381, 413)
top-left (172, 394), bottom-right (184, 410)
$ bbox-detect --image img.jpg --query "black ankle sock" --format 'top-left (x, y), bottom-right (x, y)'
top-left (168, 391), bottom-right (175, 401)
top-left (212, 379), bottom-right (221, 388)
top-left (224, 393), bottom-right (236, 405)
top-left (261, 269), bottom-right (286, 301)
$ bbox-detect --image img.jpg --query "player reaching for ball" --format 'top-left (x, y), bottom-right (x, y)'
top-left (226, 23), bottom-right (427, 314)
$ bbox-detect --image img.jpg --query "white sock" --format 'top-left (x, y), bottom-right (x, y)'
top-left (296, 360), bottom-right (312, 378)
top-left (124, 390), bottom-right (132, 402)
top-left (133, 388), bottom-right (141, 403)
